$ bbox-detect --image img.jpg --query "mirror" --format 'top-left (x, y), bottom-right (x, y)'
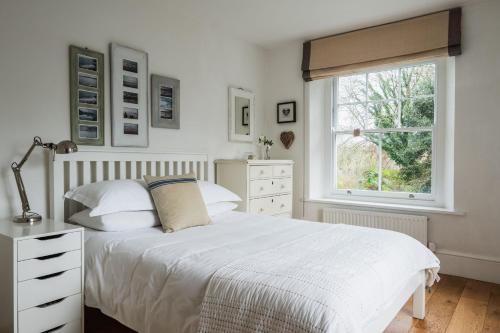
top-left (228, 87), bottom-right (254, 142)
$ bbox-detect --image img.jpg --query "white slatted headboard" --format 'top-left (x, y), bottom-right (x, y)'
top-left (50, 150), bottom-right (211, 221)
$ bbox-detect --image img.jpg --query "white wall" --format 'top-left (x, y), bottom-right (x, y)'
top-left (263, 0), bottom-right (500, 283)
top-left (0, 0), bottom-right (266, 219)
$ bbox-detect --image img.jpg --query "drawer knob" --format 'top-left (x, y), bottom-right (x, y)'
top-left (259, 208), bottom-right (264, 212)
top-left (281, 169), bottom-right (285, 174)
top-left (281, 204), bottom-right (285, 208)
top-left (260, 187), bottom-right (264, 191)
top-left (271, 199), bottom-right (274, 203)
top-left (281, 185), bottom-right (285, 189)
top-left (260, 170), bottom-right (264, 174)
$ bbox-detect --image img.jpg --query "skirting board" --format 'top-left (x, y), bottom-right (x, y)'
top-left (436, 250), bottom-right (500, 284)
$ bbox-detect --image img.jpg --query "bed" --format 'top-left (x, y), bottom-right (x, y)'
top-left (50, 151), bottom-right (439, 333)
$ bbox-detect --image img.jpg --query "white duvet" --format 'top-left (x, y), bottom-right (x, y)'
top-left (84, 211), bottom-right (439, 333)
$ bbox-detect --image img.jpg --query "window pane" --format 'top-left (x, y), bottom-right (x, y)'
top-left (401, 97), bottom-right (434, 127)
top-left (381, 132), bottom-right (432, 193)
top-left (401, 64), bottom-right (435, 98)
top-left (338, 74), bottom-right (366, 104)
top-left (336, 104), bottom-right (373, 130)
top-left (336, 134), bottom-right (379, 190)
top-left (368, 69), bottom-right (399, 101)
top-left (367, 100), bottom-right (398, 128)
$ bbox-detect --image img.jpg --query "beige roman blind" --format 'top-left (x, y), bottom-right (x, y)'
top-left (302, 8), bottom-right (461, 81)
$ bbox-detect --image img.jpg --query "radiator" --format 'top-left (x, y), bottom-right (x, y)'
top-left (322, 208), bottom-right (428, 245)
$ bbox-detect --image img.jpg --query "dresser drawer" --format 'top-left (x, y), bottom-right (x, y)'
top-left (18, 293), bottom-right (81, 333)
top-left (274, 194), bottom-right (293, 214)
top-left (249, 179), bottom-right (277, 197)
top-left (18, 250), bottom-right (81, 282)
top-left (272, 164), bottom-right (292, 177)
top-left (249, 165), bottom-right (273, 179)
top-left (18, 268), bottom-right (81, 311)
top-left (18, 232), bottom-right (81, 261)
top-left (275, 178), bottom-right (292, 193)
top-left (249, 197), bottom-right (275, 215)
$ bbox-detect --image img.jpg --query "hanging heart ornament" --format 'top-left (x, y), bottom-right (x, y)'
top-left (280, 131), bottom-right (295, 149)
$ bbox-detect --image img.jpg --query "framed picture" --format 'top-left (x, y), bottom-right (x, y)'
top-left (277, 101), bottom-right (296, 123)
top-left (69, 45), bottom-right (104, 146)
top-left (242, 106), bottom-right (249, 126)
top-left (110, 43), bottom-right (149, 147)
top-left (151, 74), bottom-right (180, 129)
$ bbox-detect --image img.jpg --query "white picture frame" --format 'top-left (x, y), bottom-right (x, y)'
top-left (228, 87), bottom-right (254, 142)
top-left (110, 43), bottom-right (149, 147)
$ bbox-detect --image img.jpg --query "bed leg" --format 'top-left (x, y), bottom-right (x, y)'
top-left (412, 276), bottom-right (426, 320)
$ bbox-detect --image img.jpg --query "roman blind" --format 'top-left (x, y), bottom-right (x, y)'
top-left (302, 8), bottom-right (461, 81)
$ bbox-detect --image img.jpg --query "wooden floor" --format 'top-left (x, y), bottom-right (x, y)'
top-left (385, 274), bottom-right (500, 333)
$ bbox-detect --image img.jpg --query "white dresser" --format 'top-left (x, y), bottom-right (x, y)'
top-left (0, 220), bottom-right (84, 333)
top-left (215, 159), bottom-right (294, 217)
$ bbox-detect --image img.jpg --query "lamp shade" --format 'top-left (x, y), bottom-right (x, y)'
top-left (55, 140), bottom-right (78, 154)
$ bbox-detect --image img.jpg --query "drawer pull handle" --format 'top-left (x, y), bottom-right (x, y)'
top-left (36, 234), bottom-right (65, 241)
top-left (271, 199), bottom-right (274, 203)
top-left (259, 208), bottom-right (264, 212)
top-left (36, 271), bottom-right (65, 280)
top-left (36, 252), bottom-right (65, 261)
top-left (36, 297), bottom-right (66, 308)
top-left (42, 324), bottom-right (66, 333)
top-left (271, 181), bottom-right (274, 185)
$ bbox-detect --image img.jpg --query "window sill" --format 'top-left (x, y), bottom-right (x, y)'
top-left (305, 198), bottom-right (464, 216)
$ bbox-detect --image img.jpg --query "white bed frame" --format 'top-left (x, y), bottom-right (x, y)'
top-left (49, 150), bottom-right (425, 332)
top-left (50, 150), bottom-right (211, 221)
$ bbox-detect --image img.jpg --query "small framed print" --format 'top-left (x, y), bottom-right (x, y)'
top-left (151, 74), bottom-right (180, 129)
top-left (277, 101), bottom-right (296, 124)
top-left (242, 106), bottom-right (249, 126)
top-left (110, 43), bottom-right (148, 147)
top-left (69, 45), bottom-right (104, 146)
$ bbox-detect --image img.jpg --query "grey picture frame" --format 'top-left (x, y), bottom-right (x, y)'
top-left (69, 45), bottom-right (105, 146)
top-left (151, 74), bottom-right (180, 129)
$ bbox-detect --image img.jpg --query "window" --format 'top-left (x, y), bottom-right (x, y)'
top-left (329, 60), bottom-right (450, 205)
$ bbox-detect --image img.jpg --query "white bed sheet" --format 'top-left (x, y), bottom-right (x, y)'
top-left (84, 211), bottom-right (439, 333)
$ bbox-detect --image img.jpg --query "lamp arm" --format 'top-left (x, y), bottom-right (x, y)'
top-left (10, 136), bottom-right (55, 217)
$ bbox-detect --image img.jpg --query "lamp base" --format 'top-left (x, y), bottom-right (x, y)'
top-left (13, 212), bottom-right (42, 224)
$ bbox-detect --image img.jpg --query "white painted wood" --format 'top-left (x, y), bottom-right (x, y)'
top-left (95, 161), bottom-right (104, 182)
top-left (17, 232), bottom-right (81, 261)
top-left (18, 293), bottom-right (81, 333)
top-left (82, 161), bottom-right (90, 185)
top-left (140, 161), bottom-right (147, 178)
top-left (249, 165), bottom-right (273, 179)
top-left (108, 161), bottom-right (115, 180)
top-left (362, 270), bottom-right (425, 332)
top-left (18, 268), bottom-right (81, 311)
top-left (159, 161), bottom-right (165, 176)
top-left (215, 160), bottom-right (294, 216)
top-left (412, 273), bottom-right (426, 320)
top-left (199, 161), bottom-right (205, 180)
top-left (151, 161), bottom-right (157, 176)
top-left (168, 161), bottom-right (174, 176)
top-left (0, 220), bottom-right (83, 333)
top-left (18, 250), bottom-right (81, 282)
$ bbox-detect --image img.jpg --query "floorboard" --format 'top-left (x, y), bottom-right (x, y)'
top-left (385, 275), bottom-right (500, 333)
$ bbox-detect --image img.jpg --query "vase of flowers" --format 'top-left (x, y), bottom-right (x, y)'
top-left (258, 135), bottom-right (274, 160)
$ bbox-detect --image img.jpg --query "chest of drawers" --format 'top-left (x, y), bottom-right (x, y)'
top-left (215, 160), bottom-right (294, 217)
top-left (0, 220), bottom-right (84, 333)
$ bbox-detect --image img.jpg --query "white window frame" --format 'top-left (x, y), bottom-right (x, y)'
top-left (327, 58), bottom-right (449, 207)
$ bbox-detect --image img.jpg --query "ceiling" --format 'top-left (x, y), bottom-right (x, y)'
top-left (181, 0), bottom-right (472, 48)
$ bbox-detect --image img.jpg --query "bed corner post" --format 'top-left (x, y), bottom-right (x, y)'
top-left (412, 272), bottom-right (426, 319)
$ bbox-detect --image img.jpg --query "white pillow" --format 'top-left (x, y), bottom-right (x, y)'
top-left (69, 209), bottom-right (160, 231)
top-left (64, 179), bottom-right (240, 217)
top-left (198, 181), bottom-right (241, 204)
top-left (206, 202), bottom-right (238, 217)
top-left (64, 180), bottom-right (154, 217)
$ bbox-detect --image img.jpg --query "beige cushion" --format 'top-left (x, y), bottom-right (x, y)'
top-left (144, 173), bottom-right (211, 232)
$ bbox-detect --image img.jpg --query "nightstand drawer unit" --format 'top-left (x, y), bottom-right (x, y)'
top-left (0, 220), bottom-right (84, 333)
top-left (215, 159), bottom-right (294, 217)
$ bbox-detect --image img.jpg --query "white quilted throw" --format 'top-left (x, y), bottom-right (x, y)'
top-left (197, 223), bottom-right (439, 333)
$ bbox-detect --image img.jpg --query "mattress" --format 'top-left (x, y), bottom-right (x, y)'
top-left (84, 211), bottom-right (439, 333)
